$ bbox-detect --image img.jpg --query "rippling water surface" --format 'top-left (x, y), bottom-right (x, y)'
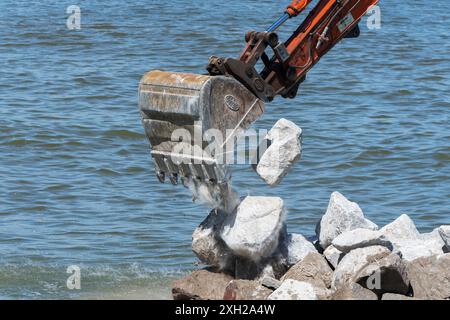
top-left (0, 0), bottom-right (449, 299)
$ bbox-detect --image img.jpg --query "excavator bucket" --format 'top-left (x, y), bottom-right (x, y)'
top-left (139, 70), bottom-right (265, 186)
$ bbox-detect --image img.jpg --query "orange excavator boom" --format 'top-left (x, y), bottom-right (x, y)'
top-left (139, 0), bottom-right (380, 187)
top-left (207, 0), bottom-right (379, 101)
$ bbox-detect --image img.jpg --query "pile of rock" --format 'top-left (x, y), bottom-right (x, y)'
top-left (172, 191), bottom-right (450, 300)
top-left (171, 118), bottom-right (449, 300)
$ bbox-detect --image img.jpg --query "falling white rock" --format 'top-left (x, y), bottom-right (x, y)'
top-left (220, 196), bottom-right (285, 262)
top-left (285, 233), bottom-right (318, 266)
top-left (316, 192), bottom-right (378, 250)
top-left (268, 279), bottom-right (318, 300)
top-left (332, 228), bottom-right (392, 253)
top-left (253, 118), bottom-right (302, 186)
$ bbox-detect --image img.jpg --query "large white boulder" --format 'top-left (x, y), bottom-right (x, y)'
top-left (281, 252), bottom-right (333, 292)
top-left (332, 228), bottom-right (392, 253)
top-left (316, 192), bottom-right (378, 249)
top-left (380, 215), bottom-right (445, 262)
top-left (380, 214), bottom-right (420, 240)
top-left (253, 118), bottom-right (302, 186)
top-left (394, 239), bottom-right (445, 262)
top-left (285, 233), bottom-right (318, 266)
top-left (331, 245), bottom-right (391, 290)
top-left (220, 196), bottom-right (285, 262)
top-left (330, 283), bottom-right (378, 300)
top-left (406, 254), bottom-right (450, 300)
top-left (267, 279), bottom-right (319, 300)
top-left (355, 253), bottom-right (410, 295)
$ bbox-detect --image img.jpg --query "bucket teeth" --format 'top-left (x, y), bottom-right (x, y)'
top-left (169, 173), bottom-right (179, 185)
top-left (156, 171), bottom-right (165, 183)
top-left (152, 151), bottom-right (228, 184)
top-left (139, 70), bottom-right (265, 188)
top-left (181, 176), bottom-right (189, 188)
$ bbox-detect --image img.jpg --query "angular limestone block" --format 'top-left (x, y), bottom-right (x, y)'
top-left (253, 118), bottom-right (302, 186)
top-left (221, 196), bottom-right (285, 262)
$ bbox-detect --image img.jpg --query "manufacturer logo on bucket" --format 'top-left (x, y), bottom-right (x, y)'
top-left (224, 95), bottom-right (242, 111)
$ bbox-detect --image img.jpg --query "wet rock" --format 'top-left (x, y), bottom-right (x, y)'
top-left (285, 233), bottom-right (318, 266)
top-left (223, 280), bottom-right (273, 300)
top-left (172, 269), bottom-right (234, 300)
top-left (380, 215), bottom-right (445, 262)
top-left (253, 118), bottom-right (302, 186)
top-left (261, 276), bottom-right (282, 290)
top-left (316, 192), bottom-right (378, 249)
top-left (267, 280), bottom-right (319, 300)
top-left (438, 226), bottom-right (450, 250)
top-left (282, 253), bottom-right (333, 291)
top-left (323, 245), bottom-right (345, 269)
top-left (192, 209), bottom-right (231, 268)
top-left (406, 254), bottom-right (450, 300)
top-left (332, 246), bottom-right (391, 290)
top-left (221, 196), bottom-right (285, 262)
top-left (330, 283), bottom-right (378, 300)
top-left (332, 228), bottom-right (392, 253)
top-left (381, 293), bottom-right (417, 300)
top-left (356, 253), bottom-right (410, 296)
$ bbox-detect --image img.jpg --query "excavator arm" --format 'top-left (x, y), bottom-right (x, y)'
top-left (207, 0), bottom-right (379, 101)
top-left (139, 0), bottom-right (380, 188)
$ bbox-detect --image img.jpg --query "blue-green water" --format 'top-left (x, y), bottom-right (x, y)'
top-left (0, 0), bottom-right (449, 299)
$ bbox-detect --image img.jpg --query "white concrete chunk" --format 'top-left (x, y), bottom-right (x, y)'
top-left (332, 228), bottom-right (392, 253)
top-left (254, 118), bottom-right (302, 186)
top-left (331, 245), bottom-right (391, 290)
top-left (406, 254), bottom-right (450, 300)
top-left (285, 233), bottom-right (318, 266)
top-left (380, 215), bottom-right (444, 262)
top-left (220, 196), bottom-right (285, 262)
top-left (316, 192), bottom-right (378, 249)
top-left (394, 239), bottom-right (444, 262)
top-left (268, 280), bottom-right (318, 300)
top-left (323, 245), bottom-right (345, 269)
top-left (380, 214), bottom-right (420, 241)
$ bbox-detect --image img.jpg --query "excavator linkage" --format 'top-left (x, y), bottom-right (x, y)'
top-left (139, 0), bottom-right (379, 188)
